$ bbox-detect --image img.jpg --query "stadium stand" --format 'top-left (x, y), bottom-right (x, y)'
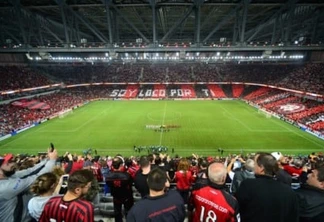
top-left (244, 87), bottom-right (271, 100)
top-left (0, 66), bottom-right (52, 91)
top-left (1, 63), bottom-right (323, 95)
top-left (232, 84), bottom-right (244, 98)
top-left (207, 84), bottom-right (227, 98)
top-left (0, 63), bottom-right (323, 221)
top-left (263, 96), bottom-right (299, 109)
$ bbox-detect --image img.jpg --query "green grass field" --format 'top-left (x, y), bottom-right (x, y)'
top-left (0, 100), bottom-right (323, 156)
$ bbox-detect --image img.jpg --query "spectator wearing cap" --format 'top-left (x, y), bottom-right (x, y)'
top-left (106, 156), bottom-right (134, 222)
top-left (134, 155), bottom-right (151, 198)
top-left (127, 167), bottom-right (186, 222)
top-left (0, 150), bottom-right (57, 222)
top-left (236, 152), bottom-right (299, 222)
top-left (188, 162), bottom-right (240, 222)
top-left (231, 159), bottom-right (255, 195)
top-left (295, 165), bottom-right (324, 222)
top-left (271, 152), bottom-right (292, 185)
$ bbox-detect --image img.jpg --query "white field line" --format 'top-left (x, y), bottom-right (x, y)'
top-left (219, 105), bottom-right (252, 131)
top-left (1, 124), bottom-right (45, 147)
top-left (269, 118), bottom-right (324, 148)
top-left (159, 102), bottom-right (167, 146)
top-left (39, 105), bottom-right (112, 133)
top-left (225, 102), bottom-right (291, 133)
top-left (2, 107), bottom-right (112, 147)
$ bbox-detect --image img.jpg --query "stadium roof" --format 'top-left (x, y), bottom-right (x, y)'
top-left (0, 0), bottom-right (324, 52)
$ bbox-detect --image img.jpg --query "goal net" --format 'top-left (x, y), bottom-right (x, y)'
top-left (59, 109), bottom-right (73, 118)
top-left (258, 109), bottom-right (272, 118)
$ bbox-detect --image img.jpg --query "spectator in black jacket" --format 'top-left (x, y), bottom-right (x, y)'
top-left (236, 152), bottom-right (299, 222)
top-left (106, 156), bottom-right (134, 222)
top-left (295, 165), bottom-right (324, 222)
top-left (127, 167), bottom-right (185, 222)
top-left (191, 158), bottom-right (208, 191)
top-left (134, 155), bottom-right (151, 198)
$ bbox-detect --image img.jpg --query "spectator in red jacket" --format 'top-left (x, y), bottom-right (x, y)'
top-left (175, 158), bottom-right (195, 203)
top-left (283, 158), bottom-right (304, 178)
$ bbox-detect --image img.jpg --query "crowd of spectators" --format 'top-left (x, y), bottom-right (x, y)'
top-left (1, 148), bottom-right (324, 221)
top-left (36, 64), bottom-right (142, 84)
top-left (244, 89), bottom-right (324, 133)
top-left (276, 63), bottom-right (324, 95)
top-left (0, 91), bottom-right (81, 136)
top-left (0, 66), bottom-right (52, 91)
top-left (1, 63), bottom-right (323, 95)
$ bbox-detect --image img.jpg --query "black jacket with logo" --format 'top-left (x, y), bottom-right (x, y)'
top-left (106, 171), bottom-right (133, 199)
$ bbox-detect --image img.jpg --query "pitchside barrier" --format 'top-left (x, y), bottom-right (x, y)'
top-left (58, 108), bottom-right (73, 118)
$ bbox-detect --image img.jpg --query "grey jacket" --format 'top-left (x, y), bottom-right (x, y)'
top-left (0, 159), bottom-right (55, 222)
top-left (231, 169), bottom-right (255, 194)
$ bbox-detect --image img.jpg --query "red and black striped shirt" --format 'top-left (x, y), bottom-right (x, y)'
top-left (39, 196), bottom-right (94, 222)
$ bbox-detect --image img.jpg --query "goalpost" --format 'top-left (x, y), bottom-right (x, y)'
top-left (58, 109), bottom-right (73, 118)
top-left (258, 109), bottom-right (272, 118)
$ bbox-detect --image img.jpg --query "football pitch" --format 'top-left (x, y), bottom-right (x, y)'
top-left (0, 100), bottom-right (323, 156)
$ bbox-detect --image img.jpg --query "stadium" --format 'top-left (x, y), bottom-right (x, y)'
top-left (0, 0), bottom-right (324, 221)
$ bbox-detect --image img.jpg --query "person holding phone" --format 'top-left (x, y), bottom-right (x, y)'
top-left (0, 148), bottom-right (58, 222)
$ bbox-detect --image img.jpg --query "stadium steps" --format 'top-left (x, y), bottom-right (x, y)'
top-left (263, 96), bottom-right (298, 109)
top-left (153, 84), bottom-right (166, 98)
top-left (244, 87), bottom-right (271, 100)
top-left (194, 85), bottom-right (210, 98)
top-left (181, 85), bottom-right (197, 98)
top-left (240, 85), bottom-right (259, 98)
top-left (232, 84), bottom-right (244, 98)
top-left (123, 85), bottom-right (139, 99)
top-left (221, 84), bottom-right (232, 98)
top-left (207, 84), bottom-right (227, 98)
top-left (255, 92), bottom-right (290, 105)
top-left (252, 90), bottom-right (281, 103)
top-left (288, 104), bottom-right (324, 121)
